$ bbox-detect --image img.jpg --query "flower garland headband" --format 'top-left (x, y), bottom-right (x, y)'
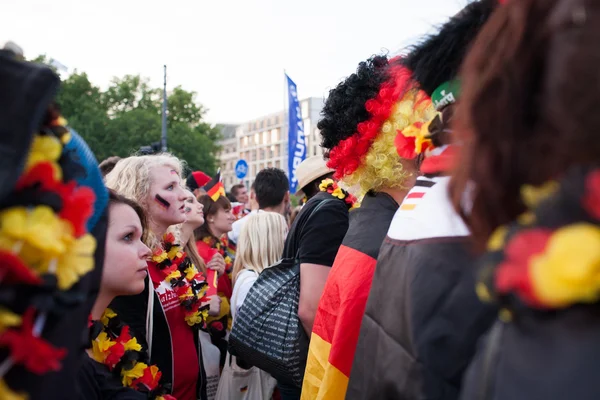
top-left (0, 109), bottom-right (97, 399)
top-left (90, 309), bottom-right (175, 399)
top-left (395, 80), bottom-right (460, 160)
top-left (326, 61), bottom-right (432, 180)
top-left (151, 233), bottom-right (210, 327)
top-left (476, 166), bottom-right (600, 315)
top-left (319, 178), bottom-right (358, 209)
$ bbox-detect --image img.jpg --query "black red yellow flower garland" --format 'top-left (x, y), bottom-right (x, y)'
top-left (319, 178), bottom-right (358, 209)
top-left (90, 309), bottom-right (175, 399)
top-left (151, 233), bottom-right (210, 327)
top-left (476, 166), bottom-right (600, 312)
top-left (201, 235), bottom-right (234, 276)
top-left (0, 109), bottom-right (97, 399)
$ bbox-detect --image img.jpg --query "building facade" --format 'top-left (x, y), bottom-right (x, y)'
top-left (216, 124), bottom-right (239, 190)
top-left (218, 97), bottom-right (325, 193)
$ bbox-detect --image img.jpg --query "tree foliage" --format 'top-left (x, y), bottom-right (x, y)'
top-left (32, 55), bottom-right (221, 174)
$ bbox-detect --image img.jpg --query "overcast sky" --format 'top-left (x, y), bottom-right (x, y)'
top-left (3, 0), bottom-right (467, 124)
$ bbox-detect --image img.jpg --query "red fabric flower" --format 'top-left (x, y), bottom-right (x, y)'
top-left (59, 185), bottom-right (95, 237)
top-left (132, 365), bottom-right (162, 391)
top-left (495, 229), bottom-right (553, 307)
top-left (328, 64), bottom-right (417, 179)
top-left (395, 131), bottom-right (417, 159)
top-left (0, 250), bottom-right (41, 285)
top-left (105, 342), bottom-right (125, 368)
top-left (164, 232), bottom-right (176, 244)
top-left (583, 170), bottom-right (600, 220)
top-left (15, 162), bottom-right (57, 191)
top-left (0, 309), bottom-right (66, 374)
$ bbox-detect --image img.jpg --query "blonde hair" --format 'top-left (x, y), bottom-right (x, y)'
top-left (105, 153), bottom-right (185, 248)
top-left (342, 90), bottom-right (437, 197)
top-left (184, 233), bottom-right (207, 274)
top-left (232, 212), bottom-right (287, 284)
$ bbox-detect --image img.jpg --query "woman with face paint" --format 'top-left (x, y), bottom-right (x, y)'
top-left (105, 154), bottom-right (211, 400)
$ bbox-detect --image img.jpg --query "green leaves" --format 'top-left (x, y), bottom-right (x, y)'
top-left (49, 69), bottom-right (219, 174)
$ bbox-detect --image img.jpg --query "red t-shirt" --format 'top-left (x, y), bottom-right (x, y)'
top-left (148, 262), bottom-right (199, 400)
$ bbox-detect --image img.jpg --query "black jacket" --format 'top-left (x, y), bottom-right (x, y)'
top-left (110, 279), bottom-right (208, 400)
top-left (347, 176), bottom-right (496, 400)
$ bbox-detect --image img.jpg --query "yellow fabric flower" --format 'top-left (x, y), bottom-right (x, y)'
top-left (91, 332), bottom-right (116, 364)
top-left (487, 225), bottom-right (509, 251)
top-left (319, 179), bottom-right (335, 192)
top-left (166, 270), bottom-right (181, 281)
top-left (184, 265), bottom-right (199, 281)
top-left (331, 187), bottom-right (345, 200)
top-left (531, 224), bottom-right (600, 308)
top-left (100, 309), bottom-right (117, 326)
top-left (521, 181), bottom-right (559, 209)
top-left (47, 233), bottom-right (96, 290)
top-left (167, 245), bottom-right (181, 259)
top-left (25, 135), bottom-right (62, 170)
top-left (185, 311), bottom-right (203, 327)
top-left (152, 250), bottom-right (168, 263)
top-left (178, 287), bottom-right (193, 300)
top-left (0, 206), bottom-right (72, 258)
top-left (124, 336), bottom-right (142, 352)
top-left (121, 362), bottom-right (148, 387)
top-left (0, 308), bottom-right (22, 335)
top-left (0, 379), bottom-right (28, 400)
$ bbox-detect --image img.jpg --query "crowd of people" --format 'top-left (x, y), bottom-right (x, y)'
top-left (2, 0), bottom-right (600, 398)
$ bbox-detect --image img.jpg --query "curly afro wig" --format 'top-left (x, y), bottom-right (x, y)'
top-left (318, 55), bottom-right (390, 153)
top-left (402, 0), bottom-right (497, 96)
top-left (319, 56), bottom-right (436, 196)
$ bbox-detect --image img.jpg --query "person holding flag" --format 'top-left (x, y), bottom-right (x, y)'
top-left (196, 171), bottom-right (237, 368)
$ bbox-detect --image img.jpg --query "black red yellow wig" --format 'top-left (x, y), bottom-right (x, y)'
top-left (319, 56), bottom-right (434, 196)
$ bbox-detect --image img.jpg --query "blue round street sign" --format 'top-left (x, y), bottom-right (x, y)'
top-left (235, 159), bottom-right (249, 179)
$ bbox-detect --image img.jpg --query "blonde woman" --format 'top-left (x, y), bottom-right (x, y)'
top-left (105, 154), bottom-right (209, 400)
top-left (231, 212), bottom-right (288, 313)
top-left (216, 211), bottom-right (287, 400)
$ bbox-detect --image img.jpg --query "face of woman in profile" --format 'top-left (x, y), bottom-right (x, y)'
top-left (147, 165), bottom-right (189, 227)
top-left (184, 191), bottom-right (205, 229)
top-left (102, 203), bottom-right (151, 296)
top-left (209, 206), bottom-right (235, 237)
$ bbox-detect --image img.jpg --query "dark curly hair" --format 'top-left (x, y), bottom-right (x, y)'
top-left (318, 55), bottom-right (390, 154)
top-left (402, 0), bottom-right (497, 96)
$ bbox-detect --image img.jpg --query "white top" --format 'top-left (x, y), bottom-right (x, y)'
top-left (231, 269), bottom-right (258, 322)
top-left (227, 209), bottom-right (262, 244)
top-left (387, 175), bottom-right (470, 241)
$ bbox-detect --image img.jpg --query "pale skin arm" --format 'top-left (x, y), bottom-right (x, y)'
top-left (207, 253), bottom-right (226, 276)
top-left (298, 263), bottom-right (331, 335)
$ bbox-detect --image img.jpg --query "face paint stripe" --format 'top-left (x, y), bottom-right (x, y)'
top-left (155, 194), bottom-right (170, 209)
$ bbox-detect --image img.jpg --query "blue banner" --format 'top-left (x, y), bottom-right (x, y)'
top-left (286, 74), bottom-right (306, 193)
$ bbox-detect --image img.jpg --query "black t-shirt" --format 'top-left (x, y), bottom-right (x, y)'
top-left (283, 191), bottom-right (350, 266)
top-left (78, 355), bottom-right (146, 400)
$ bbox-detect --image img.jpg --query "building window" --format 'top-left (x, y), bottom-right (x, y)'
top-left (251, 150), bottom-right (257, 161)
top-left (271, 129), bottom-right (279, 143)
top-left (275, 115), bottom-right (279, 125)
top-left (254, 133), bottom-right (259, 145)
top-left (275, 160), bottom-right (280, 169)
top-left (259, 148), bottom-right (265, 160)
top-left (263, 131), bottom-right (269, 144)
top-left (243, 136), bottom-right (249, 147)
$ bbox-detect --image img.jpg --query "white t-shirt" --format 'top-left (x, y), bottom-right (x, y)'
top-left (228, 209), bottom-right (262, 244)
top-left (231, 269), bottom-right (258, 322)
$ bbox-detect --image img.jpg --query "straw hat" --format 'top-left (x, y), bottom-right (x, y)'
top-left (295, 155), bottom-right (335, 196)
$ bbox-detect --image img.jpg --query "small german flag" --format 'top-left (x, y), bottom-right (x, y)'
top-left (203, 169), bottom-right (226, 201)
